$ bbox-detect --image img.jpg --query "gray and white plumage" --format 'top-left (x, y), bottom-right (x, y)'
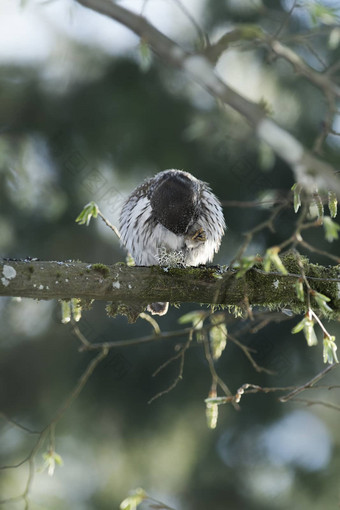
top-left (119, 169), bottom-right (226, 315)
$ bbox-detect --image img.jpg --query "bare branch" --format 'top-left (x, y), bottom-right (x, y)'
top-left (204, 25), bottom-right (340, 98)
top-left (75, 0), bottom-right (340, 194)
top-left (0, 347), bottom-right (108, 507)
top-left (279, 363), bottom-right (340, 402)
top-left (148, 331), bottom-right (192, 404)
top-left (291, 398), bottom-right (340, 411)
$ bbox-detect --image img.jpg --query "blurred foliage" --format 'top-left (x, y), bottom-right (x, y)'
top-left (0, 0), bottom-right (340, 509)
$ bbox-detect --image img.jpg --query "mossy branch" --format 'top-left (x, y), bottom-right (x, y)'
top-left (1, 258), bottom-right (340, 316)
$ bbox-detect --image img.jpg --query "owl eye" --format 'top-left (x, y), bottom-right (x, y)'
top-left (191, 227), bottom-right (207, 242)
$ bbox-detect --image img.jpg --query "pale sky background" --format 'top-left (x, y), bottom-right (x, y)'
top-left (1, 0), bottom-right (339, 64)
top-left (0, 0), bottom-right (205, 63)
top-left (0, 0), bottom-right (339, 132)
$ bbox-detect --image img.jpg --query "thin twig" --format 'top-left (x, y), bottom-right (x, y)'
top-left (79, 327), bottom-right (193, 351)
top-left (230, 201), bottom-right (288, 267)
top-left (0, 348), bottom-right (108, 507)
top-left (279, 363), bottom-right (339, 402)
top-left (221, 198), bottom-right (290, 208)
top-left (272, 0), bottom-right (297, 39)
top-left (0, 413), bottom-right (40, 435)
top-left (97, 209), bottom-right (121, 240)
top-left (148, 331), bottom-right (193, 404)
top-left (50, 347), bottom-right (108, 425)
top-left (228, 333), bottom-right (275, 375)
top-left (202, 333), bottom-right (236, 405)
top-left (298, 238), bottom-right (340, 263)
top-left (171, 0), bottom-right (208, 47)
top-left (139, 312), bottom-right (161, 335)
top-left (291, 398), bottom-right (340, 411)
top-left (71, 320), bottom-right (91, 348)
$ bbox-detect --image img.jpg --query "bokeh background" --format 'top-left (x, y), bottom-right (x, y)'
top-left (1, 0), bottom-right (340, 509)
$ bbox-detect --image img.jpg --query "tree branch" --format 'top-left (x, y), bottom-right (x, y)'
top-left (1, 259), bottom-right (340, 314)
top-left (204, 26), bottom-right (340, 98)
top-left (75, 0), bottom-right (340, 194)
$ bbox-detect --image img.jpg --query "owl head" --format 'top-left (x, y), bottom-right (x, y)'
top-left (149, 170), bottom-right (200, 235)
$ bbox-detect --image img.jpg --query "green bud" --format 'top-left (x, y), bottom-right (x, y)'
top-left (323, 216), bottom-right (340, 242)
top-left (291, 183), bottom-right (302, 213)
top-left (71, 298), bottom-right (82, 322)
top-left (292, 314), bottom-right (318, 346)
top-left (294, 278), bottom-right (305, 302)
top-left (304, 317), bottom-right (318, 346)
top-left (312, 291), bottom-right (333, 314)
top-left (209, 315), bottom-right (227, 360)
top-left (120, 488), bottom-right (147, 510)
top-left (61, 300), bottom-right (71, 324)
top-left (323, 335), bottom-right (338, 364)
top-left (313, 192), bottom-right (324, 219)
top-left (328, 191), bottom-right (338, 218)
top-left (138, 39), bottom-right (153, 72)
top-left (263, 247), bottom-right (288, 275)
top-left (42, 450), bottom-right (63, 477)
top-left (206, 390), bottom-right (219, 429)
top-left (236, 256), bottom-right (257, 278)
top-left (75, 201), bottom-right (99, 226)
top-left (178, 310), bottom-right (205, 330)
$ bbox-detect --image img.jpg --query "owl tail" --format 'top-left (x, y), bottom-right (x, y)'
top-left (147, 302), bottom-right (169, 316)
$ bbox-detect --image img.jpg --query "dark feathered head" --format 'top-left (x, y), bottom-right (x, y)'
top-left (149, 171), bottom-right (199, 235)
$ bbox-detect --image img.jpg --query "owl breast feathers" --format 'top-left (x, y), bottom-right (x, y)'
top-left (119, 169), bottom-right (226, 267)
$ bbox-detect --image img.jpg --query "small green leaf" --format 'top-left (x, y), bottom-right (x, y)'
top-left (294, 278), bottom-right (305, 302)
top-left (120, 488), bottom-right (147, 510)
top-left (312, 291), bottom-right (333, 314)
top-left (328, 191), bottom-right (338, 218)
top-left (126, 253), bottom-right (135, 266)
top-left (307, 2), bottom-right (337, 25)
top-left (54, 453), bottom-right (63, 466)
top-left (42, 450), bottom-right (63, 477)
top-left (291, 316), bottom-right (307, 334)
top-left (205, 390), bottom-right (218, 429)
top-left (291, 183), bottom-right (302, 213)
top-left (206, 401), bottom-right (218, 429)
top-left (313, 192), bottom-right (324, 219)
top-left (178, 310), bottom-right (205, 330)
top-left (71, 298), bottom-right (82, 322)
top-left (323, 216), bottom-right (340, 242)
top-left (292, 314), bottom-right (318, 346)
top-left (138, 39), bottom-right (153, 72)
top-left (236, 256), bottom-right (258, 278)
top-left (304, 317), bottom-right (318, 347)
top-left (75, 201), bottom-right (99, 226)
top-left (209, 314), bottom-right (227, 360)
top-left (212, 271), bottom-right (223, 279)
top-left (323, 335), bottom-right (338, 364)
top-left (263, 247), bottom-right (288, 275)
top-left (61, 300), bottom-right (71, 324)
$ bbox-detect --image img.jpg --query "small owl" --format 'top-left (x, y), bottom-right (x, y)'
top-left (119, 169), bottom-right (226, 315)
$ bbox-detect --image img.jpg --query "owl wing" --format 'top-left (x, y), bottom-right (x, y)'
top-left (200, 186), bottom-right (226, 247)
top-left (119, 188), bottom-right (156, 265)
top-left (185, 186), bottom-right (226, 265)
